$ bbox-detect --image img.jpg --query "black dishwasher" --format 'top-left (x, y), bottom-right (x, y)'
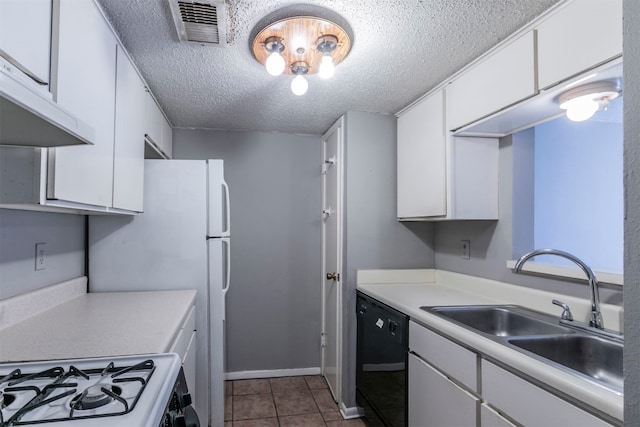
top-left (356, 291), bottom-right (408, 427)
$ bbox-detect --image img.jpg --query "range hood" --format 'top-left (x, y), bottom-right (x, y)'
top-left (0, 60), bottom-right (94, 147)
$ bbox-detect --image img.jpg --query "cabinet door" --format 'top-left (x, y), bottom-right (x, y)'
top-left (409, 353), bottom-right (478, 427)
top-left (183, 331), bottom-right (196, 399)
top-left (144, 91), bottom-right (163, 149)
top-left (449, 136), bottom-right (498, 219)
top-left (482, 360), bottom-right (613, 427)
top-left (537, 0), bottom-right (622, 89)
top-left (49, 0), bottom-right (117, 207)
top-left (397, 90), bottom-right (446, 218)
top-left (161, 115), bottom-right (173, 159)
top-left (446, 31), bottom-right (535, 131)
top-left (0, 0), bottom-right (51, 87)
top-left (113, 46), bottom-right (145, 211)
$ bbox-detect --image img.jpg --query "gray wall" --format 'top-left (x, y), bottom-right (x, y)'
top-left (435, 132), bottom-right (623, 305)
top-left (173, 128), bottom-right (323, 372)
top-left (341, 112), bottom-right (435, 406)
top-left (624, 0), bottom-right (640, 423)
top-left (0, 209), bottom-right (85, 299)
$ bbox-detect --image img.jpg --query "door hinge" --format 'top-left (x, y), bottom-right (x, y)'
top-left (321, 333), bottom-right (326, 347)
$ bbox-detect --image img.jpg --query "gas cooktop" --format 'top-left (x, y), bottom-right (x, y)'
top-left (0, 353), bottom-right (182, 426)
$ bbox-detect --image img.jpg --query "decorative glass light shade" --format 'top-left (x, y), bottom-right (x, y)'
top-left (561, 97), bottom-right (600, 122)
top-left (265, 51), bottom-right (286, 76)
top-left (291, 75), bottom-right (308, 96)
top-left (558, 81), bottom-right (619, 122)
top-left (318, 53), bottom-right (335, 79)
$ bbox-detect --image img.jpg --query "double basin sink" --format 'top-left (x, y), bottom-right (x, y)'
top-left (421, 305), bottom-right (623, 394)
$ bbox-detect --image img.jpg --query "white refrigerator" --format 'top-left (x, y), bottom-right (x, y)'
top-left (89, 159), bottom-right (230, 427)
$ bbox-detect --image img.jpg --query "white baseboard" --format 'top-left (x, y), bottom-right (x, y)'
top-left (225, 367), bottom-right (321, 381)
top-left (339, 402), bottom-right (365, 419)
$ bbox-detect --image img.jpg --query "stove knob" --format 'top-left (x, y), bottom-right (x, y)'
top-left (172, 414), bottom-right (187, 427)
top-left (179, 392), bottom-right (192, 408)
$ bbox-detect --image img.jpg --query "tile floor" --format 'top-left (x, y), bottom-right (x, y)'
top-left (224, 375), bottom-right (368, 426)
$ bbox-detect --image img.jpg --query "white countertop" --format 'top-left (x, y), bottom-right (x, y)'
top-left (0, 277), bottom-right (196, 363)
top-left (357, 269), bottom-right (623, 423)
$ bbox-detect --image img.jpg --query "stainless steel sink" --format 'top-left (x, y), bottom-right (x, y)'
top-left (420, 304), bottom-right (623, 394)
top-left (508, 335), bottom-right (623, 392)
top-left (422, 305), bottom-right (572, 337)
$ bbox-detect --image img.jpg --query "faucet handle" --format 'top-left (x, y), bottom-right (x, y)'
top-left (552, 299), bottom-right (574, 321)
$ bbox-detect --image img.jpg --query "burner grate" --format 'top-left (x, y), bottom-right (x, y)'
top-left (0, 359), bottom-right (155, 426)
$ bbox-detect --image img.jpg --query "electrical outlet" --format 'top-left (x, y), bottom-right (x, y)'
top-left (460, 240), bottom-right (470, 260)
top-left (35, 242), bottom-right (47, 271)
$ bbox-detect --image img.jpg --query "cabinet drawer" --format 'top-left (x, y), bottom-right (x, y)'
top-left (409, 321), bottom-right (477, 392)
top-left (170, 305), bottom-right (195, 360)
top-left (482, 360), bottom-right (613, 426)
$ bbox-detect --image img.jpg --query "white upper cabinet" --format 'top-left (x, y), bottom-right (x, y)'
top-left (144, 91), bottom-right (163, 148)
top-left (398, 90), bottom-right (446, 218)
top-left (448, 136), bottom-right (498, 220)
top-left (161, 114), bottom-right (173, 159)
top-left (113, 46), bottom-right (145, 212)
top-left (49, 0), bottom-right (117, 207)
top-left (397, 89), bottom-right (498, 221)
top-left (144, 90), bottom-right (172, 159)
top-left (0, 0), bottom-right (51, 88)
top-left (446, 31), bottom-right (536, 131)
top-left (536, 0), bottom-right (623, 90)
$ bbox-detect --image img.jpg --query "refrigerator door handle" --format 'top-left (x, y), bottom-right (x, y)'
top-left (222, 237), bottom-right (231, 296)
top-left (222, 180), bottom-right (231, 238)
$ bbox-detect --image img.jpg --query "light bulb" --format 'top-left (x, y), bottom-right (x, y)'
top-left (562, 97), bottom-right (599, 122)
top-left (318, 54), bottom-right (335, 79)
top-left (265, 52), bottom-right (285, 76)
top-left (291, 75), bottom-right (308, 96)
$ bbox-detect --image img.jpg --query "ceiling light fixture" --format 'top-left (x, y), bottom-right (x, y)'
top-left (264, 37), bottom-right (286, 76)
top-left (251, 15), bottom-right (351, 95)
top-left (558, 81), bottom-right (620, 122)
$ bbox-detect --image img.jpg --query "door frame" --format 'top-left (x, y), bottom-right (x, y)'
top-left (321, 116), bottom-right (344, 404)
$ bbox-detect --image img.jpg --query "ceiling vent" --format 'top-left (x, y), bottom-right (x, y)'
top-left (168, 0), bottom-right (227, 46)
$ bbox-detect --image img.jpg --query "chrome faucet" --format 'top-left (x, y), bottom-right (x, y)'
top-left (513, 249), bottom-right (604, 330)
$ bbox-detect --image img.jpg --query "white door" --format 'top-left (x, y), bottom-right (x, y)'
top-left (321, 118), bottom-right (344, 402)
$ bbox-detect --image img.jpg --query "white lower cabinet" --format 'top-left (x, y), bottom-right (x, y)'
top-left (409, 321), bottom-right (479, 426)
top-left (408, 322), bottom-right (616, 427)
top-left (170, 305), bottom-right (197, 398)
top-left (409, 353), bottom-right (479, 427)
top-left (482, 360), bottom-right (613, 427)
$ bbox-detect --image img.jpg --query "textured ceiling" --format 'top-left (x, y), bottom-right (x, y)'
top-left (95, 0), bottom-right (561, 135)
